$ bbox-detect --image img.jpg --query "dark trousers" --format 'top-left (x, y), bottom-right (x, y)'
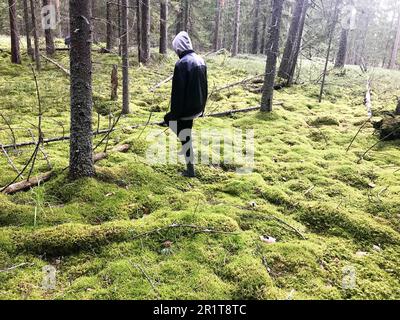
top-left (168, 120), bottom-right (194, 164)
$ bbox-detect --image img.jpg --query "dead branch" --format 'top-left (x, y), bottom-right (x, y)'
top-left (357, 127), bottom-right (400, 164)
top-left (40, 53), bottom-right (70, 76)
top-left (0, 113), bottom-right (17, 149)
top-left (346, 119), bottom-right (370, 153)
top-left (2, 144), bottom-right (130, 194)
top-left (0, 262), bottom-right (34, 273)
top-left (1, 145), bottom-right (23, 178)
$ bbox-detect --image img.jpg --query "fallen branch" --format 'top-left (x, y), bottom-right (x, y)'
top-left (346, 119), bottom-right (370, 153)
top-left (1, 145), bottom-right (23, 178)
top-left (40, 53), bottom-right (70, 76)
top-left (0, 262), bottom-right (34, 273)
top-left (2, 144), bottom-right (130, 194)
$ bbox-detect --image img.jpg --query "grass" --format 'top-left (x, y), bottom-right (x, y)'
top-left (0, 38), bottom-right (399, 300)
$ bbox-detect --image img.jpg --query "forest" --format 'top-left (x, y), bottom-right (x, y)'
top-left (0, 0), bottom-right (399, 301)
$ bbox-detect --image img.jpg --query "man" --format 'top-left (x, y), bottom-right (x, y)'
top-left (163, 31), bottom-right (208, 178)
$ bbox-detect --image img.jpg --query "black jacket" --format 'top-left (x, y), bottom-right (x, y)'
top-left (165, 50), bottom-right (208, 122)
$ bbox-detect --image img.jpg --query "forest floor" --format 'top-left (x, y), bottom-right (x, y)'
top-left (0, 37), bottom-right (400, 300)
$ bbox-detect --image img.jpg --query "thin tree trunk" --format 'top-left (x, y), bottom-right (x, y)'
top-left (8, 0), bottom-right (21, 64)
top-left (160, 0), bottom-right (168, 54)
top-left (121, 0), bottom-right (130, 114)
top-left (136, 0), bottom-right (142, 62)
top-left (396, 98), bottom-right (400, 115)
top-left (287, 0), bottom-right (309, 85)
top-left (232, 0), bottom-right (241, 57)
top-left (390, 11), bottom-right (400, 69)
top-left (22, 0), bottom-right (34, 59)
top-left (251, 0), bottom-right (261, 54)
top-left (213, 0), bottom-right (222, 51)
top-left (319, 0), bottom-right (340, 103)
top-left (69, 0), bottom-right (94, 179)
top-left (260, 3), bottom-right (270, 54)
top-left (118, 0), bottom-right (122, 56)
top-left (183, 0), bottom-right (190, 31)
top-left (260, 0), bottom-right (284, 112)
top-left (334, 28), bottom-right (349, 68)
top-left (111, 64), bottom-right (118, 101)
top-left (30, 0), bottom-right (41, 71)
top-left (140, 0), bottom-right (151, 64)
top-left (106, 1), bottom-right (113, 52)
top-left (278, 0), bottom-right (305, 79)
top-left (42, 0), bottom-right (55, 55)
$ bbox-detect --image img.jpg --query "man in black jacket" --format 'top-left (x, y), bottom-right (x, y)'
top-left (163, 31), bottom-right (208, 177)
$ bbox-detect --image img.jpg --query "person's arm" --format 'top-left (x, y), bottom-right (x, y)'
top-left (165, 62), bottom-right (187, 122)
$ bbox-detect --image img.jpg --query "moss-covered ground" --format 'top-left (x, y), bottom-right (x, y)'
top-left (0, 37), bottom-right (399, 300)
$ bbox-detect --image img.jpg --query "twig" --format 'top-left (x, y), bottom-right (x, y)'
top-left (0, 262), bottom-right (34, 273)
top-left (357, 127), bottom-right (400, 164)
top-left (130, 262), bottom-right (160, 297)
top-left (0, 113), bottom-right (17, 149)
top-left (1, 145), bottom-right (24, 178)
top-left (40, 54), bottom-right (70, 76)
top-left (346, 119), bottom-right (370, 152)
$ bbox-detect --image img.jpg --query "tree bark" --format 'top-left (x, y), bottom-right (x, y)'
top-left (160, 0), bottom-right (168, 54)
top-left (278, 0), bottom-right (305, 79)
top-left (140, 0), bottom-right (151, 64)
top-left (390, 11), bottom-right (400, 69)
top-left (251, 0), bottom-right (261, 54)
top-left (213, 0), bottom-right (223, 51)
top-left (111, 64), bottom-right (118, 101)
top-left (8, 0), bottom-right (21, 64)
top-left (121, 0), bottom-right (130, 114)
top-left (183, 0), bottom-right (190, 31)
top-left (106, 1), bottom-right (113, 52)
top-left (260, 0), bottom-right (284, 112)
top-left (69, 0), bottom-right (94, 179)
top-left (319, 0), bottom-right (340, 103)
top-left (30, 0), bottom-right (41, 71)
top-left (260, 3), bottom-right (270, 54)
top-left (396, 98), bottom-right (400, 115)
top-left (136, 0), bottom-right (142, 62)
top-left (232, 0), bottom-right (241, 57)
top-left (22, 0), bottom-right (34, 59)
top-left (286, 0), bottom-right (308, 85)
top-left (334, 28), bottom-right (349, 68)
top-left (42, 0), bottom-right (55, 55)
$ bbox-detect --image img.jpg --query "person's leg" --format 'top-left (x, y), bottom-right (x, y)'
top-left (177, 120), bottom-right (195, 177)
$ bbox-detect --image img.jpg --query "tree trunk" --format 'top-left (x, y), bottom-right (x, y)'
top-left (160, 0), bottom-right (168, 54)
top-left (260, 3), bottom-right (270, 54)
top-left (8, 0), bottom-right (21, 64)
top-left (260, 0), bottom-right (284, 112)
top-left (42, 0), bottom-right (55, 55)
top-left (278, 0), bottom-right (305, 79)
top-left (22, 0), bottom-right (34, 59)
top-left (232, 0), bottom-right (241, 57)
top-left (30, 0), bottom-right (41, 71)
top-left (183, 0), bottom-right (190, 31)
top-left (121, 0), bottom-right (130, 114)
top-left (390, 12), bottom-right (400, 69)
top-left (111, 64), bottom-right (118, 101)
top-left (69, 0), bottom-right (94, 179)
top-left (251, 0), bottom-right (261, 54)
top-left (106, 1), bottom-right (113, 52)
top-left (396, 98), bottom-right (400, 115)
top-left (136, 0), bottom-right (142, 62)
top-left (213, 0), bottom-right (223, 51)
top-left (118, 0), bottom-right (122, 56)
top-left (319, 0), bottom-right (340, 103)
top-left (286, 0), bottom-right (308, 85)
top-left (334, 28), bottom-right (349, 68)
top-left (140, 0), bottom-right (151, 64)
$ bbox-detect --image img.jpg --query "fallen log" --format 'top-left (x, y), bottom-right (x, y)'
top-left (2, 144), bottom-right (130, 195)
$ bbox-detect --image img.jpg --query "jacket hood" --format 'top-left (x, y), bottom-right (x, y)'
top-left (172, 31), bottom-right (193, 56)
